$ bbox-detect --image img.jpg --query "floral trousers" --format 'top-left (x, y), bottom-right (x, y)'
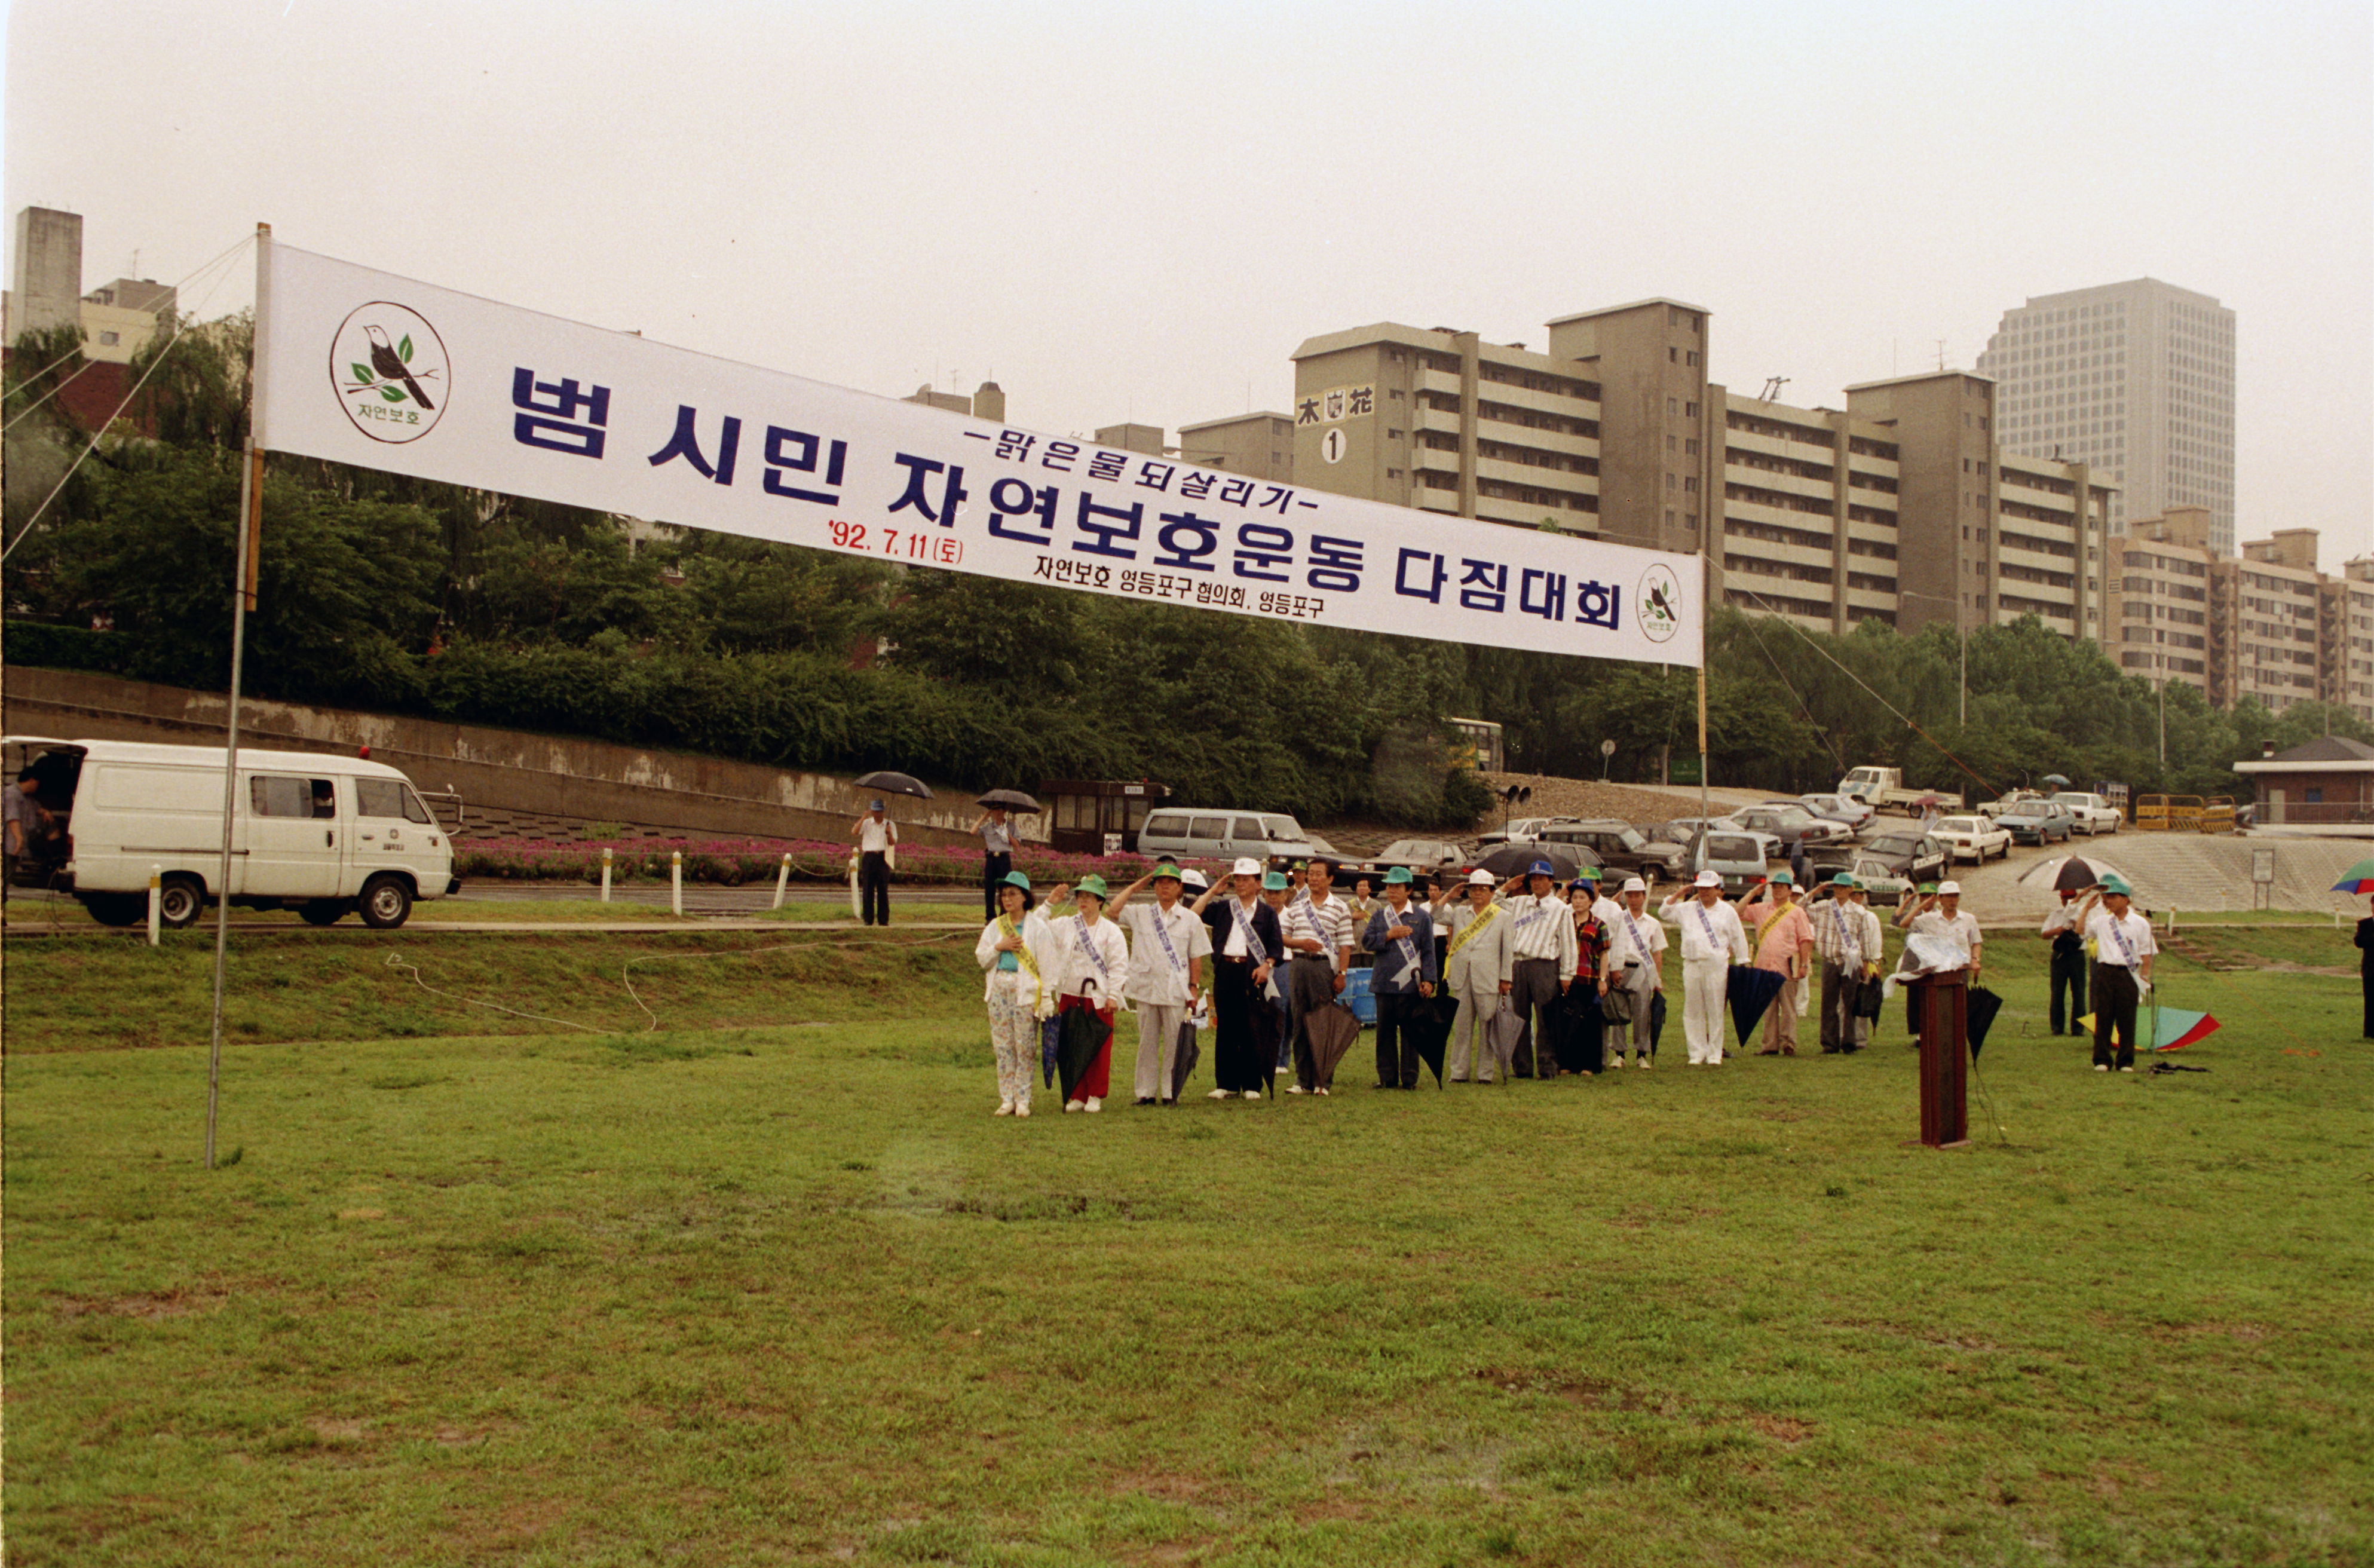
top-left (987, 973), bottom-right (1039, 1109)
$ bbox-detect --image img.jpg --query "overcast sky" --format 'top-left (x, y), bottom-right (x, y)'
top-left (7, 2), bottom-right (2369, 554)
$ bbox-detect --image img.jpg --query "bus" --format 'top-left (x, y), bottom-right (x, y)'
top-left (1445, 716), bottom-right (1504, 773)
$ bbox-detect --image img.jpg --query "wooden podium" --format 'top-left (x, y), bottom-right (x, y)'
top-left (1912, 973), bottom-right (1970, 1149)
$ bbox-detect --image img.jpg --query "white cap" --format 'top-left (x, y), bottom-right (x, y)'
top-left (1937, 880), bottom-right (1962, 896)
top-left (1180, 869), bottom-right (1209, 890)
top-left (1231, 858), bottom-right (1263, 877)
top-left (1693, 869), bottom-right (1721, 889)
top-left (1466, 868), bottom-right (1496, 887)
top-left (1621, 875), bottom-right (1647, 893)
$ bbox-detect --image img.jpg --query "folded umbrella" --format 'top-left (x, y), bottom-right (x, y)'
top-left (1303, 1001), bottom-right (1362, 1093)
top-left (1648, 990), bottom-right (1668, 1054)
top-left (1726, 964), bottom-right (1786, 1047)
top-left (854, 770), bottom-right (934, 801)
top-left (977, 788), bottom-right (1043, 814)
top-left (1169, 1019), bottom-right (1201, 1099)
top-left (1966, 985), bottom-right (2004, 1060)
top-left (1056, 1004), bottom-right (1112, 1104)
top-left (1411, 989), bottom-right (1454, 1088)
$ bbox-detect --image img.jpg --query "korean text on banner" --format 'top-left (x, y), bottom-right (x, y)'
top-left (257, 244), bottom-right (1704, 667)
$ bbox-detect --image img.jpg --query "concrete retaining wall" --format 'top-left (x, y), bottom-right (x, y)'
top-left (1, 666), bottom-right (1029, 848)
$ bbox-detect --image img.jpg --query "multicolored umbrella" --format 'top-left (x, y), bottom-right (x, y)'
top-left (2077, 1005), bottom-right (2221, 1051)
top-left (2330, 858), bottom-right (2374, 895)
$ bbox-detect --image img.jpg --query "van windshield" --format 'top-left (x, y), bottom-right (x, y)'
top-left (1261, 818), bottom-right (1303, 840)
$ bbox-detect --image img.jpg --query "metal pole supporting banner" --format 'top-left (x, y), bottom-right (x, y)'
top-left (206, 439), bottom-right (261, 1169)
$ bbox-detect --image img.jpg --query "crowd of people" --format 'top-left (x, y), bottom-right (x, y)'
top-left (963, 851), bottom-right (2051, 1117)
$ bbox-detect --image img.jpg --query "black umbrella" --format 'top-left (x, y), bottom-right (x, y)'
top-left (2053, 856), bottom-right (2106, 892)
top-left (1413, 990), bottom-right (1454, 1088)
top-left (1056, 1004), bottom-right (1111, 1104)
top-left (856, 770), bottom-right (934, 801)
top-left (1169, 1019), bottom-right (1201, 1100)
top-left (1474, 841), bottom-right (1585, 880)
top-left (1303, 1002), bottom-right (1362, 1094)
top-left (977, 789), bottom-right (1042, 813)
top-left (1647, 991), bottom-right (1668, 1056)
top-left (1726, 964), bottom-right (1786, 1046)
top-left (1966, 985), bottom-right (2004, 1060)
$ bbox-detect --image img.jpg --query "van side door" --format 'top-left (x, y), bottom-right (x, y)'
top-left (243, 773), bottom-right (344, 898)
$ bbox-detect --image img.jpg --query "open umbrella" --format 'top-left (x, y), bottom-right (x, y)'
top-left (1302, 1002), bottom-right (1362, 1093)
top-left (1726, 964), bottom-right (1787, 1046)
top-left (978, 789), bottom-right (1043, 814)
top-left (2041, 773), bottom-right (2072, 788)
top-left (2022, 853), bottom-right (2131, 892)
top-left (1475, 841), bottom-right (1585, 880)
top-left (855, 770), bottom-right (933, 801)
top-left (2332, 858), bottom-right (2374, 895)
top-left (2077, 1005), bottom-right (2221, 1051)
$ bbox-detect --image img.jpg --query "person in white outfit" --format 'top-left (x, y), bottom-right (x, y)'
top-left (1661, 870), bottom-right (1750, 1065)
top-left (1441, 869), bottom-right (1513, 1082)
top-left (1599, 875), bottom-right (1667, 1068)
top-left (1107, 863), bottom-right (1212, 1107)
top-left (974, 870), bottom-right (1048, 1117)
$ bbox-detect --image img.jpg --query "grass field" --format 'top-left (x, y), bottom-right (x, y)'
top-left (5, 926), bottom-right (2370, 1566)
top-left (0, 895), bottom-right (957, 930)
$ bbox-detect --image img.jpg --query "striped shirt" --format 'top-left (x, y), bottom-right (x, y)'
top-left (1282, 890), bottom-right (1355, 970)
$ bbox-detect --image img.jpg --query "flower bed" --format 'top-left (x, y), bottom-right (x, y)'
top-left (452, 836), bottom-right (1199, 888)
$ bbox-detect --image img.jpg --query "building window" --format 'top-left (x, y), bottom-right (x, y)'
top-left (1668, 347), bottom-right (1679, 363)
top-left (98, 330), bottom-right (121, 346)
top-left (1685, 402), bottom-right (1699, 417)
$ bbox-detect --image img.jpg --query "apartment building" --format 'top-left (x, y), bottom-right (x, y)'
top-left (3, 207), bottom-right (177, 363)
top-left (1175, 412), bottom-right (1295, 480)
top-left (1975, 278), bottom-right (2236, 554)
top-left (2109, 509), bottom-right (2215, 700)
top-left (1284, 304), bottom-right (2114, 644)
top-left (2219, 529), bottom-right (2329, 713)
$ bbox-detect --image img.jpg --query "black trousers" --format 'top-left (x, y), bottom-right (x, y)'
top-left (981, 852), bottom-right (1012, 920)
top-left (2050, 939), bottom-right (2088, 1036)
top-left (1376, 991), bottom-right (1423, 1088)
top-left (2363, 961), bottom-right (2373, 1040)
top-left (1508, 958), bottom-right (1562, 1079)
top-left (1552, 983), bottom-right (1604, 1074)
top-left (2092, 962), bottom-right (2140, 1068)
top-left (1211, 957), bottom-right (1269, 1093)
top-left (858, 851), bottom-right (892, 925)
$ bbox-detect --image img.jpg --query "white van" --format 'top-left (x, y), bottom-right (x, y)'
top-left (4, 736), bottom-right (459, 929)
top-left (1135, 807), bottom-right (1318, 865)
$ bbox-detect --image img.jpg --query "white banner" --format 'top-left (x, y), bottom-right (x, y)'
top-left (256, 243), bottom-right (1703, 666)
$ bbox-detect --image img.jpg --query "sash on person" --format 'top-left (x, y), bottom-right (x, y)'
top-left (1693, 902), bottom-right (1724, 955)
top-left (1446, 903), bottom-right (1499, 961)
top-left (1000, 912), bottom-right (1044, 1002)
top-left (1619, 908), bottom-right (1655, 969)
top-left (1071, 915), bottom-right (1113, 998)
top-left (1829, 905), bottom-right (1859, 965)
top-left (2103, 912), bottom-right (2140, 969)
top-left (1228, 898), bottom-right (1270, 966)
top-left (1146, 905), bottom-right (1186, 975)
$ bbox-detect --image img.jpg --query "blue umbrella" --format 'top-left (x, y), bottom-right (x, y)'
top-left (1726, 965), bottom-right (1787, 1046)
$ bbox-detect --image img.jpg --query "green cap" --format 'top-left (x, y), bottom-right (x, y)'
top-left (2100, 873), bottom-right (2133, 896)
top-left (1382, 866), bottom-right (1414, 885)
top-left (1829, 871), bottom-right (1858, 889)
top-left (1770, 871), bottom-right (1794, 886)
top-left (1076, 875), bottom-right (1109, 899)
top-left (1001, 869), bottom-right (1032, 891)
top-left (1261, 871), bottom-right (1289, 892)
top-left (1917, 881), bottom-right (1939, 895)
top-left (1150, 862), bottom-right (1183, 882)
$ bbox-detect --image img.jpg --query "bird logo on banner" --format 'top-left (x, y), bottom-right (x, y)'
top-left (330, 301), bottom-right (449, 445)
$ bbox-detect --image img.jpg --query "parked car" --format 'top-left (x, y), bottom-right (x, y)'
top-left (1977, 790), bottom-right (2048, 820)
top-left (1931, 813), bottom-right (2013, 864)
top-left (1836, 765), bottom-right (1963, 815)
top-left (1851, 829), bottom-right (1951, 890)
top-left (2, 734), bottom-right (458, 928)
top-left (1723, 803), bottom-right (1852, 852)
top-left (1474, 816), bottom-right (1576, 849)
top-left (2050, 792), bottom-right (2124, 835)
top-left (1995, 798), bottom-right (2075, 846)
top-left (1137, 808), bottom-right (1317, 865)
top-left (1534, 819), bottom-right (1687, 884)
top-left (1681, 827), bottom-right (1781, 893)
top-left (1368, 837), bottom-right (1468, 875)
top-left (1651, 816), bottom-right (1733, 846)
top-left (1798, 792), bottom-right (1875, 834)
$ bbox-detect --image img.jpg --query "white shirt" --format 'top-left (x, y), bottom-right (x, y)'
top-left (2086, 907), bottom-right (2157, 969)
top-left (1282, 890), bottom-right (1355, 969)
top-left (1122, 899), bottom-right (1211, 1005)
top-left (858, 817), bottom-right (896, 853)
top-left (1604, 900), bottom-right (1668, 970)
top-left (1663, 896), bottom-right (1750, 964)
top-left (1503, 892), bottom-right (1580, 982)
top-left (1046, 911), bottom-right (1130, 1000)
top-left (1908, 908), bottom-right (1983, 965)
top-left (2040, 903), bottom-right (2084, 938)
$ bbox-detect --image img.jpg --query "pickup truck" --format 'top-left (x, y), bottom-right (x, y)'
top-left (2050, 791), bottom-right (2123, 836)
top-left (1837, 766), bottom-right (1963, 816)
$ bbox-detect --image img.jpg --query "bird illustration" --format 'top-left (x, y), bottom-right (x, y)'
top-left (363, 324), bottom-right (434, 411)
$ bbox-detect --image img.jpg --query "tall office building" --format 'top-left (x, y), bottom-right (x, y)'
top-left (1975, 278), bottom-right (2235, 555)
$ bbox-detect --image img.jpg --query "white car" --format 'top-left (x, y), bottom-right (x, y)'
top-left (2050, 792), bottom-right (2123, 835)
top-left (1474, 816), bottom-right (1576, 848)
top-left (1799, 792), bottom-right (1874, 834)
top-left (1930, 814), bottom-right (2012, 864)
